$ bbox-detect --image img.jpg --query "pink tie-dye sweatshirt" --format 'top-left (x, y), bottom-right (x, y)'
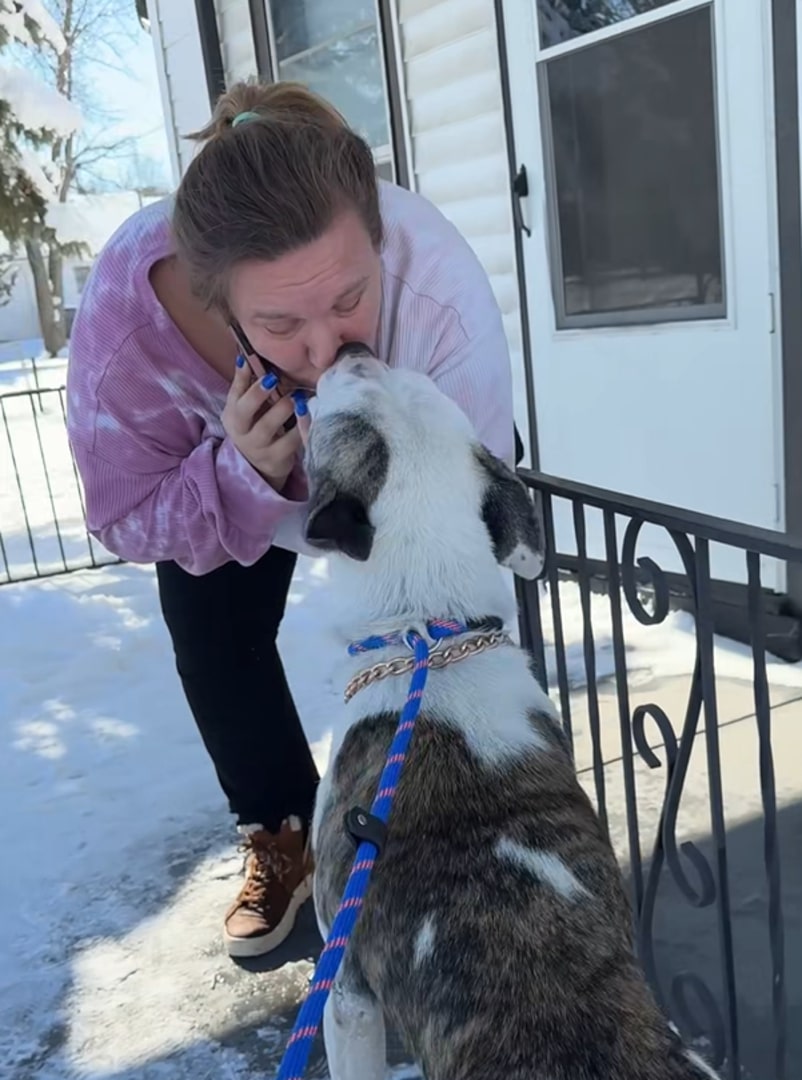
top-left (66, 181), bottom-right (514, 575)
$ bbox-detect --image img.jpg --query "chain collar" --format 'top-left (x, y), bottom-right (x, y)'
top-left (343, 627), bottom-right (513, 703)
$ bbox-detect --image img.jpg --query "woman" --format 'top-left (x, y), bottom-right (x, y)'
top-left (66, 80), bottom-right (516, 959)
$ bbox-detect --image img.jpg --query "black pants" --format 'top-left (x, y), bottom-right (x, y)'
top-left (156, 546), bottom-right (319, 832)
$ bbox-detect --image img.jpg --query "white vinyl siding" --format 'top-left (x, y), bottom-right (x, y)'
top-left (397, 0), bottom-right (531, 461)
top-left (146, 0), bottom-right (212, 178)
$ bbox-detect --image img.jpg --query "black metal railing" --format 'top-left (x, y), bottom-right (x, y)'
top-left (516, 468), bottom-right (797, 1080)
top-left (0, 385), bottom-right (121, 584)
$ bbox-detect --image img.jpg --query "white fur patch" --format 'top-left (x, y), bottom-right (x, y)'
top-left (346, 644), bottom-right (555, 766)
top-left (685, 1049), bottom-right (720, 1079)
top-left (495, 838), bottom-right (590, 901)
top-left (413, 915), bottom-right (436, 966)
top-left (502, 543), bottom-right (544, 581)
top-left (324, 980), bottom-right (386, 1080)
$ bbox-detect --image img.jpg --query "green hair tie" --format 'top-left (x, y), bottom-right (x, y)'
top-left (232, 110), bottom-right (260, 128)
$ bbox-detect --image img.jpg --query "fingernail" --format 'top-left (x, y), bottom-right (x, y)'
top-left (261, 372), bottom-right (278, 391)
top-left (291, 390), bottom-right (309, 417)
top-left (235, 354), bottom-right (245, 368)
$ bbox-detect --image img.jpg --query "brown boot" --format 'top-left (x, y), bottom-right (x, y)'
top-left (223, 816), bottom-right (313, 958)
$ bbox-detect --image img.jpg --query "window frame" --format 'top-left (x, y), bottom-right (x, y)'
top-left (537, 0), bottom-right (727, 330)
top-left (255, 0), bottom-right (411, 187)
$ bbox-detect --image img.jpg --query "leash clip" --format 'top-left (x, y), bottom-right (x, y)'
top-left (345, 806), bottom-right (388, 855)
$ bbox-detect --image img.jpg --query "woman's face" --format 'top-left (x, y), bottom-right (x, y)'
top-left (226, 209), bottom-right (382, 391)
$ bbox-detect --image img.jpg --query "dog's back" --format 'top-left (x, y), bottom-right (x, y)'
top-left (315, 661), bottom-right (717, 1080)
top-left (303, 351), bottom-right (719, 1080)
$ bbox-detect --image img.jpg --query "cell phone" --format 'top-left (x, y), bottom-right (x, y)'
top-left (230, 319), bottom-right (281, 384)
top-left (230, 319), bottom-right (306, 434)
top-left (230, 319), bottom-right (316, 397)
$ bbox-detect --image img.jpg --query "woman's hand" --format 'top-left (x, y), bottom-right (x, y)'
top-left (222, 358), bottom-right (301, 492)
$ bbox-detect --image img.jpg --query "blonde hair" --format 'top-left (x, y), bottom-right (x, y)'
top-left (173, 79), bottom-right (382, 312)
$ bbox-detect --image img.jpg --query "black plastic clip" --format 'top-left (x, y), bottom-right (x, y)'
top-left (344, 806), bottom-right (388, 855)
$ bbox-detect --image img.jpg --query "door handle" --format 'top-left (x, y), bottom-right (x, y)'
top-left (512, 164), bottom-right (531, 238)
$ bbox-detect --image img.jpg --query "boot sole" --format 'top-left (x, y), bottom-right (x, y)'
top-left (223, 872), bottom-right (314, 958)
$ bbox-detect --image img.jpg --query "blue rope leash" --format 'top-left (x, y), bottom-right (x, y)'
top-left (345, 617), bottom-right (467, 656)
top-left (275, 618), bottom-right (471, 1080)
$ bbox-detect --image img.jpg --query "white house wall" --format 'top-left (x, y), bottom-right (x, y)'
top-left (0, 256), bottom-right (100, 345)
top-left (146, 0), bottom-right (214, 179)
top-left (0, 259), bottom-right (39, 344)
top-left (396, 0), bottom-right (531, 463)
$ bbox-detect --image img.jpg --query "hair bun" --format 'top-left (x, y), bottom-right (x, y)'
top-left (186, 78), bottom-right (347, 142)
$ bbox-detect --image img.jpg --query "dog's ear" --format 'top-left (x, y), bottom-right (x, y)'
top-left (474, 445), bottom-right (545, 579)
top-left (305, 477), bottom-right (374, 562)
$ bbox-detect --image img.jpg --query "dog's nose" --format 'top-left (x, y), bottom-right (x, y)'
top-left (335, 342), bottom-right (373, 363)
top-left (334, 342), bottom-right (379, 379)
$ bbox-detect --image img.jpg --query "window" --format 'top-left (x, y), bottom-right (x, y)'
top-left (540, 5), bottom-right (725, 326)
top-left (73, 266), bottom-right (91, 294)
top-left (266, 1), bottom-right (395, 179)
top-left (537, 0), bottom-right (677, 48)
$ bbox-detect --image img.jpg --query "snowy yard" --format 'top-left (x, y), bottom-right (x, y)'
top-left (0, 556), bottom-right (341, 1079)
top-left (1, 356), bottom-right (801, 1077)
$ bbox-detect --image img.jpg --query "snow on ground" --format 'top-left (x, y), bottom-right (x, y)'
top-left (2, 358), bottom-right (801, 1076)
top-left (0, 354), bottom-right (69, 393)
top-left (0, 339), bottom-right (64, 366)
top-left (0, 557), bottom-right (342, 1080)
top-left (3, 555), bottom-right (800, 1078)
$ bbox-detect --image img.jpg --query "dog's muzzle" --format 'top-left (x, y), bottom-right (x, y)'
top-left (334, 341), bottom-right (375, 364)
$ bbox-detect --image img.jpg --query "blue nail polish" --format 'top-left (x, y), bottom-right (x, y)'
top-left (235, 354), bottom-right (245, 368)
top-left (261, 372), bottom-right (278, 391)
top-left (291, 390), bottom-right (309, 417)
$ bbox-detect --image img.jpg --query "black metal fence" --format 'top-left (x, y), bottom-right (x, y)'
top-left (0, 384), bottom-right (121, 584)
top-left (516, 468), bottom-right (798, 1080)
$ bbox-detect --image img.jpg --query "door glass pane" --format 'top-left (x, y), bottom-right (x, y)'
top-left (269, 1), bottom-right (391, 152)
top-left (278, 26), bottom-right (390, 150)
top-left (538, 0), bottom-right (677, 48)
top-left (543, 6), bottom-right (724, 325)
top-left (271, 0), bottom-right (376, 61)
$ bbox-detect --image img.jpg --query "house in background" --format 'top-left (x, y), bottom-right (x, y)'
top-left (140, 0), bottom-right (802, 626)
top-left (0, 191), bottom-right (163, 351)
top-left (1, 245), bottom-right (92, 348)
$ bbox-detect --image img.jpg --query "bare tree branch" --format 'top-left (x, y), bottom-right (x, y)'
top-left (72, 136), bottom-right (135, 165)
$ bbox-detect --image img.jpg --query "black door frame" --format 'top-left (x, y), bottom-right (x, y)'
top-left (773, 0), bottom-right (802, 605)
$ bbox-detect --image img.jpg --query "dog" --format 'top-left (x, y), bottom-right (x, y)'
top-left (303, 345), bottom-right (720, 1080)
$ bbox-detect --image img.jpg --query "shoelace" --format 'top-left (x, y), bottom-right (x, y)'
top-left (237, 839), bottom-right (293, 908)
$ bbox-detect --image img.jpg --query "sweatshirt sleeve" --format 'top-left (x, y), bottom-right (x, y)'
top-left (410, 227), bottom-right (518, 468)
top-left (67, 335), bottom-right (308, 574)
top-left (426, 275), bottom-right (515, 469)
